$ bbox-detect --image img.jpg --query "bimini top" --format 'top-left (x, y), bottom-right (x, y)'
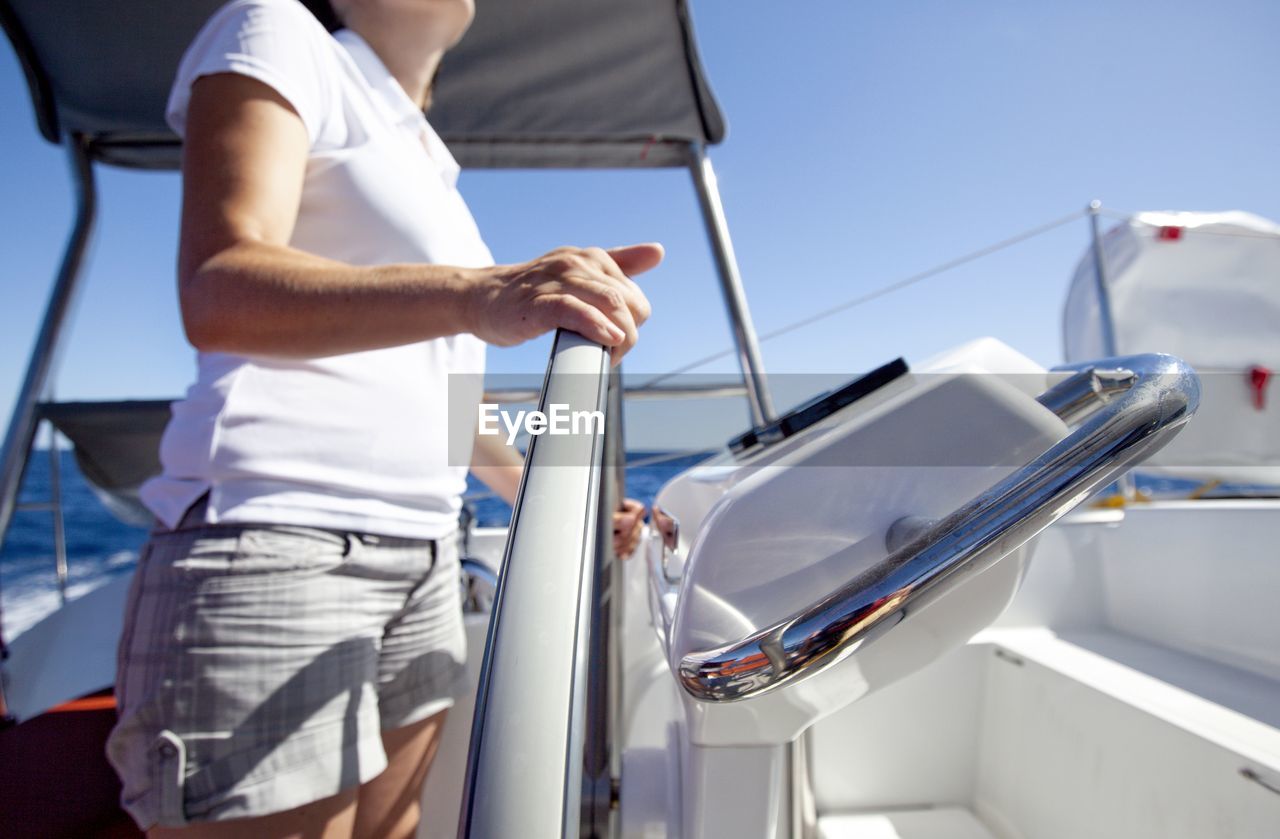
top-left (1064, 210), bottom-right (1280, 487)
top-left (0, 0), bottom-right (725, 170)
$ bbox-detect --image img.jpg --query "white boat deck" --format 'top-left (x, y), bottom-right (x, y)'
top-left (819, 808), bottom-right (995, 839)
top-left (979, 626), bottom-right (1280, 767)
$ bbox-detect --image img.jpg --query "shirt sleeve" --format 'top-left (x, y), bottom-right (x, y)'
top-left (166, 0), bottom-right (332, 145)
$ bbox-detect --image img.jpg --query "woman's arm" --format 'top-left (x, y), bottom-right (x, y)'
top-left (178, 73), bottom-right (658, 362)
top-left (469, 430), bottom-right (646, 558)
top-left (469, 431), bottom-right (524, 507)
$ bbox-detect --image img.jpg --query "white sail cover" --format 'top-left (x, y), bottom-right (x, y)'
top-left (1064, 210), bottom-right (1280, 487)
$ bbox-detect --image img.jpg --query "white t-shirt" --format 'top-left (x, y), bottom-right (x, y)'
top-left (140, 0), bottom-right (490, 539)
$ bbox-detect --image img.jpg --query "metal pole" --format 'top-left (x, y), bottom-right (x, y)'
top-left (0, 134), bottom-right (96, 726)
top-left (48, 428), bottom-right (68, 605)
top-left (0, 135), bottom-right (97, 555)
top-left (788, 732), bottom-right (817, 839)
top-left (606, 367), bottom-right (626, 783)
top-left (1087, 200), bottom-right (1135, 498)
top-left (688, 144), bottom-right (775, 427)
top-left (1087, 200), bottom-right (1119, 357)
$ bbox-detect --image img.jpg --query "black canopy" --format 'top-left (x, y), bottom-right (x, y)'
top-left (0, 0), bottom-right (725, 169)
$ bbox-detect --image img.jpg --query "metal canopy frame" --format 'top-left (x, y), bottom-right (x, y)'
top-left (0, 136), bottom-right (96, 724)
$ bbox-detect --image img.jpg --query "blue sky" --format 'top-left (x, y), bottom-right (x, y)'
top-left (3, 0), bottom-right (1279, 440)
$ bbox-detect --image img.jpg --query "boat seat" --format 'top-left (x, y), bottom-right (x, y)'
top-left (975, 626), bottom-right (1280, 766)
top-left (806, 626), bottom-right (1280, 839)
top-left (970, 625), bottom-right (1280, 836)
top-left (38, 399), bottom-right (172, 524)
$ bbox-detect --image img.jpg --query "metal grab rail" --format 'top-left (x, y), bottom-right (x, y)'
top-left (459, 330), bottom-right (612, 839)
top-left (678, 354), bottom-right (1200, 703)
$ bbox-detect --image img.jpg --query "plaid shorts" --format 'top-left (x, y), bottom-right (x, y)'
top-left (106, 507), bottom-right (467, 829)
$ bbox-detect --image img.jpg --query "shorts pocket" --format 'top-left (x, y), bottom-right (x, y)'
top-left (170, 526), bottom-right (354, 593)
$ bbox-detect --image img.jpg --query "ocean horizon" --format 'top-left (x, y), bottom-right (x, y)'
top-left (0, 448), bottom-right (712, 641)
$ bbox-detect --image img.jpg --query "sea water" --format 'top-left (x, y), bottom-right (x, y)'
top-left (3, 449), bottom-right (1239, 642)
top-left (0, 449), bottom-right (711, 641)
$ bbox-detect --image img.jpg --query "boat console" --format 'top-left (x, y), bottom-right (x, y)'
top-left (642, 340), bottom-right (1200, 839)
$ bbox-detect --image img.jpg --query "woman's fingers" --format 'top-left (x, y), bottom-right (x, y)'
top-left (564, 277), bottom-right (639, 362)
top-left (606, 243), bottom-right (665, 278)
top-left (540, 294), bottom-right (625, 348)
top-left (477, 243), bottom-right (659, 362)
top-left (584, 247), bottom-right (652, 326)
top-left (612, 497), bottom-right (647, 559)
top-left (539, 246), bottom-right (655, 363)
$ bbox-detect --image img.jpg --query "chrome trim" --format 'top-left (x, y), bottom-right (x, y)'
top-left (647, 530), bottom-right (678, 646)
top-left (47, 433), bottom-right (67, 605)
top-left (688, 144), bottom-right (775, 426)
top-left (459, 557), bottom-right (498, 614)
top-left (884, 515), bottom-right (937, 554)
top-left (789, 732), bottom-right (818, 839)
top-left (1036, 366), bottom-right (1136, 424)
top-left (646, 504), bottom-right (683, 646)
top-left (651, 503), bottom-right (682, 584)
top-left (677, 354), bottom-right (1200, 702)
top-left (459, 330), bottom-right (611, 839)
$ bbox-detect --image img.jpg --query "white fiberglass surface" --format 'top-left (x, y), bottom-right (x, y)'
top-left (797, 498), bottom-right (1280, 839)
top-left (1093, 501), bottom-right (1280, 683)
top-left (975, 634), bottom-right (1280, 839)
top-left (817, 809), bottom-right (996, 839)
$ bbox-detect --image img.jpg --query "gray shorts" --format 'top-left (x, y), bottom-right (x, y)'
top-left (106, 515), bottom-right (467, 828)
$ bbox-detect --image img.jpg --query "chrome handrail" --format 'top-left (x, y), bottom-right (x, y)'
top-left (677, 354), bottom-right (1200, 702)
top-left (459, 330), bottom-right (611, 839)
top-left (459, 558), bottom-right (498, 614)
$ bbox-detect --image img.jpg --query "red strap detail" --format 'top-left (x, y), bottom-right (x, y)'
top-left (47, 694), bottom-right (117, 713)
top-left (1157, 225), bottom-right (1183, 241)
top-left (1248, 365), bottom-right (1272, 410)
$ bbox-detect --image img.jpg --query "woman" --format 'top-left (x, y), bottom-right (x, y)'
top-left (106, 0), bottom-right (656, 835)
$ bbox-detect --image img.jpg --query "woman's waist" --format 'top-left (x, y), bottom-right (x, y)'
top-left (142, 474), bottom-right (468, 541)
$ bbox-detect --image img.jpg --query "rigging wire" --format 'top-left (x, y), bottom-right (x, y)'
top-left (636, 208), bottom-right (1088, 391)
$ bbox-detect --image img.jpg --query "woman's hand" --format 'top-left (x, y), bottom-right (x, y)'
top-left (468, 244), bottom-right (662, 365)
top-left (613, 498), bottom-right (646, 559)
